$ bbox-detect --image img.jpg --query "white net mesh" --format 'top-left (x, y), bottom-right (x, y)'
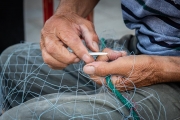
top-left (0, 39), bottom-right (168, 120)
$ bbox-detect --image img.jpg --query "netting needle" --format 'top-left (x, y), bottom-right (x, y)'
top-left (89, 52), bottom-right (108, 56)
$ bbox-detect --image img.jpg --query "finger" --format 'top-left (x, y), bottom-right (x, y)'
top-left (96, 48), bottom-right (127, 62)
top-left (43, 34), bottom-right (80, 65)
top-left (57, 29), bottom-right (94, 63)
top-left (96, 48), bottom-right (110, 62)
top-left (83, 56), bottom-right (134, 77)
top-left (107, 50), bottom-right (127, 60)
top-left (41, 28), bottom-right (80, 65)
top-left (121, 51), bottom-right (128, 56)
top-left (40, 40), bottom-right (69, 69)
top-left (79, 23), bottom-right (99, 52)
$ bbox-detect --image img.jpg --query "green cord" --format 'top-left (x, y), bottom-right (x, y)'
top-left (100, 38), bottom-right (106, 50)
top-left (100, 38), bottom-right (140, 119)
top-left (106, 76), bottom-right (140, 120)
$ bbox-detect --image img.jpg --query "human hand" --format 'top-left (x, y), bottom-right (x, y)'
top-left (40, 12), bottom-right (99, 69)
top-left (83, 48), bottom-right (160, 91)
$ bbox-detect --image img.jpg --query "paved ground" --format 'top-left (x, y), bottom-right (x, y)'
top-left (24, 0), bottom-right (134, 43)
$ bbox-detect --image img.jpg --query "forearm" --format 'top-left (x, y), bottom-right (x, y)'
top-left (55, 0), bottom-right (99, 18)
top-left (154, 56), bottom-right (180, 83)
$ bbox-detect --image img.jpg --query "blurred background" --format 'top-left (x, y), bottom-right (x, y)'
top-left (0, 0), bottom-right (134, 53)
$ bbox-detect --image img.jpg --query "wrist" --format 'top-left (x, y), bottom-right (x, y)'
top-left (152, 56), bottom-right (180, 84)
top-left (55, 0), bottom-right (99, 18)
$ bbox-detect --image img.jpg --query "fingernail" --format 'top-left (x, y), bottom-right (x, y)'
top-left (74, 58), bottom-right (80, 63)
top-left (83, 65), bottom-right (95, 74)
top-left (92, 41), bottom-right (99, 51)
top-left (82, 54), bottom-right (91, 63)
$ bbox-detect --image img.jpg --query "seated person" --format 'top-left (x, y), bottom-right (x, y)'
top-left (0, 0), bottom-right (180, 119)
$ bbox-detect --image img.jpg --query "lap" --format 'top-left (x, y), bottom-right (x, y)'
top-left (0, 43), bottom-right (180, 120)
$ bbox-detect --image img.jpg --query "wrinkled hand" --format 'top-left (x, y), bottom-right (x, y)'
top-left (83, 48), bottom-right (160, 91)
top-left (40, 12), bottom-right (99, 69)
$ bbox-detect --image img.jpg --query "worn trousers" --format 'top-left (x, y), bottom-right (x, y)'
top-left (0, 40), bottom-right (180, 120)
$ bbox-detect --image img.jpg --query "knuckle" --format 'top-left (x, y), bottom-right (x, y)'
top-left (45, 41), bottom-right (56, 54)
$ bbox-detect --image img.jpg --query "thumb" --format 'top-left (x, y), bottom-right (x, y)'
top-left (83, 57), bottom-right (133, 77)
top-left (83, 61), bottom-right (114, 76)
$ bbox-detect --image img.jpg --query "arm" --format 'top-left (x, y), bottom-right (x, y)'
top-left (40, 0), bottom-right (99, 69)
top-left (56, 0), bottom-right (99, 18)
top-left (83, 49), bottom-right (180, 91)
top-left (154, 55), bottom-right (180, 83)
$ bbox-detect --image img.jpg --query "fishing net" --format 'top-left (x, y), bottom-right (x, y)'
top-left (0, 36), bottom-right (169, 120)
